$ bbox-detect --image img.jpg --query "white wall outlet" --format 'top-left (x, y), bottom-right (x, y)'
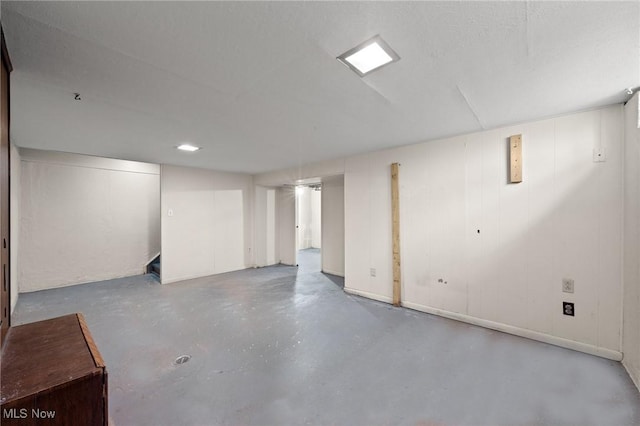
top-left (168, 209), bottom-right (174, 217)
top-left (370, 268), bottom-right (376, 277)
top-left (562, 278), bottom-right (574, 293)
top-left (593, 148), bottom-right (607, 162)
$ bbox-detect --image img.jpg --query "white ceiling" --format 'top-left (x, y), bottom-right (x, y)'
top-left (1, 1), bottom-right (638, 174)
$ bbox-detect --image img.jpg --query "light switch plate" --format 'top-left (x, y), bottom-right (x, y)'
top-left (562, 278), bottom-right (574, 293)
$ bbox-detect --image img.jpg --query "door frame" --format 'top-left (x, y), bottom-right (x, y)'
top-left (1, 25), bottom-right (13, 347)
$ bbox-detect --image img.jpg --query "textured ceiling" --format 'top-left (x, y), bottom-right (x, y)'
top-left (1, 1), bottom-right (638, 174)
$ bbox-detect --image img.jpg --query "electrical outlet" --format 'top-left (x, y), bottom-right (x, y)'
top-left (562, 278), bottom-right (574, 293)
top-left (370, 268), bottom-right (376, 277)
top-left (563, 302), bottom-right (575, 317)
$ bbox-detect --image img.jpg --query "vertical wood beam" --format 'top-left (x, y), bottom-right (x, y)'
top-left (391, 163), bottom-right (401, 306)
top-left (510, 134), bottom-right (523, 183)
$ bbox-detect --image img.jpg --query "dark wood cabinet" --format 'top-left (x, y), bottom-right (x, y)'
top-left (1, 314), bottom-right (108, 426)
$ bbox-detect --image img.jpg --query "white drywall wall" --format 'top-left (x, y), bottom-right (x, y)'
top-left (10, 142), bottom-right (20, 312)
top-left (296, 186), bottom-right (321, 250)
top-left (344, 106), bottom-right (623, 359)
top-left (254, 158), bottom-right (345, 187)
top-left (321, 175), bottom-right (344, 276)
top-left (160, 165), bottom-right (253, 284)
top-left (254, 186), bottom-right (277, 268)
top-left (254, 186), bottom-right (267, 267)
top-left (278, 187), bottom-right (296, 265)
top-left (19, 149), bottom-right (160, 291)
top-left (296, 186), bottom-right (311, 250)
top-left (266, 188), bottom-right (276, 265)
top-left (311, 189), bottom-right (321, 249)
top-left (623, 93), bottom-right (640, 389)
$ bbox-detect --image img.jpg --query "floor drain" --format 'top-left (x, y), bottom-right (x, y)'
top-left (175, 355), bottom-right (191, 365)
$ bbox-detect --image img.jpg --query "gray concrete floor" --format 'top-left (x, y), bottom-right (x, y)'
top-left (12, 248), bottom-right (640, 425)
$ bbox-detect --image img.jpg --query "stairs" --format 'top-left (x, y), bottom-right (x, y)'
top-left (147, 254), bottom-right (160, 279)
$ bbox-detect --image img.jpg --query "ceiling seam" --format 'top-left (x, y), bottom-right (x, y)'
top-left (456, 85), bottom-right (485, 130)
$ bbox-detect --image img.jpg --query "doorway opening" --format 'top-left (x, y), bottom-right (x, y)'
top-left (295, 183), bottom-right (322, 273)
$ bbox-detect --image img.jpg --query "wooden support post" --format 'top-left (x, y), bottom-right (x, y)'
top-left (509, 134), bottom-right (523, 183)
top-left (391, 163), bottom-right (401, 306)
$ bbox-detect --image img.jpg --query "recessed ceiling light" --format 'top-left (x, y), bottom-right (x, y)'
top-left (337, 35), bottom-right (400, 77)
top-left (177, 144), bottom-right (200, 152)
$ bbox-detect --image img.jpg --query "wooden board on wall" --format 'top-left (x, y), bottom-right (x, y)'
top-left (510, 134), bottom-right (523, 183)
top-left (391, 163), bottom-right (401, 306)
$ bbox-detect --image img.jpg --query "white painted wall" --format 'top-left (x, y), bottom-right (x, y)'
top-left (278, 186), bottom-right (296, 265)
top-left (321, 175), bottom-right (344, 276)
top-left (266, 188), bottom-right (276, 265)
top-left (311, 189), bottom-right (321, 249)
top-left (10, 142), bottom-right (20, 312)
top-left (344, 106), bottom-right (623, 359)
top-left (296, 186), bottom-right (311, 250)
top-left (296, 186), bottom-right (321, 250)
top-left (256, 162), bottom-right (346, 269)
top-left (254, 158), bottom-right (345, 187)
top-left (160, 165), bottom-right (253, 284)
top-left (254, 185), bottom-right (277, 267)
top-left (623, 93), bottom-right (640, 389)
top-left (254, 185), bottom-right (267, 267)
top-left (19, 149), bottom-right (160, 291)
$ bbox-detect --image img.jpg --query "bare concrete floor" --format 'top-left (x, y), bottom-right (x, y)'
top-left (12, 248), bottom-right (640, 425)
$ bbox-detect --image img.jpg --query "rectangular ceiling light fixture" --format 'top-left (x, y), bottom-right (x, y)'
top-left (177, 144), bottom-right (200, 152)
top-left (337, 35), bottom-right (400, 77)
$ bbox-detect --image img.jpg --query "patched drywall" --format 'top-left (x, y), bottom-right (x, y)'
top-left (344, 106), bottom-right (623, 358)
top-left (623, 93), bottom-right (640, 389)
top-left (160, 165), bottom-right (253, 284)
top-left (19, 149), bottom-right (160, 291)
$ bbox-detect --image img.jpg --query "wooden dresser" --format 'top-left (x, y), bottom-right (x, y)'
top-left (0, 313), bottom-right (108, 425)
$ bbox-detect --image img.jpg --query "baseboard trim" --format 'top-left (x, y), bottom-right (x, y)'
top-left (400, 300), bottom-right (622, 361)
top-left (161, 266), bottom-right (249, 285)
top-left (343, 288), bottom-right (623, 361)
top-left (322, 269), bottom-right (345, 277)
top-left (344, 287), bottom-right (393, 304)
top-left (623, 361), bottom-right (640, 392)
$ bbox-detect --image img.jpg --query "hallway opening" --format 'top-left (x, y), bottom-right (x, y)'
top-left (296, 183), bottom-right (322, 273)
